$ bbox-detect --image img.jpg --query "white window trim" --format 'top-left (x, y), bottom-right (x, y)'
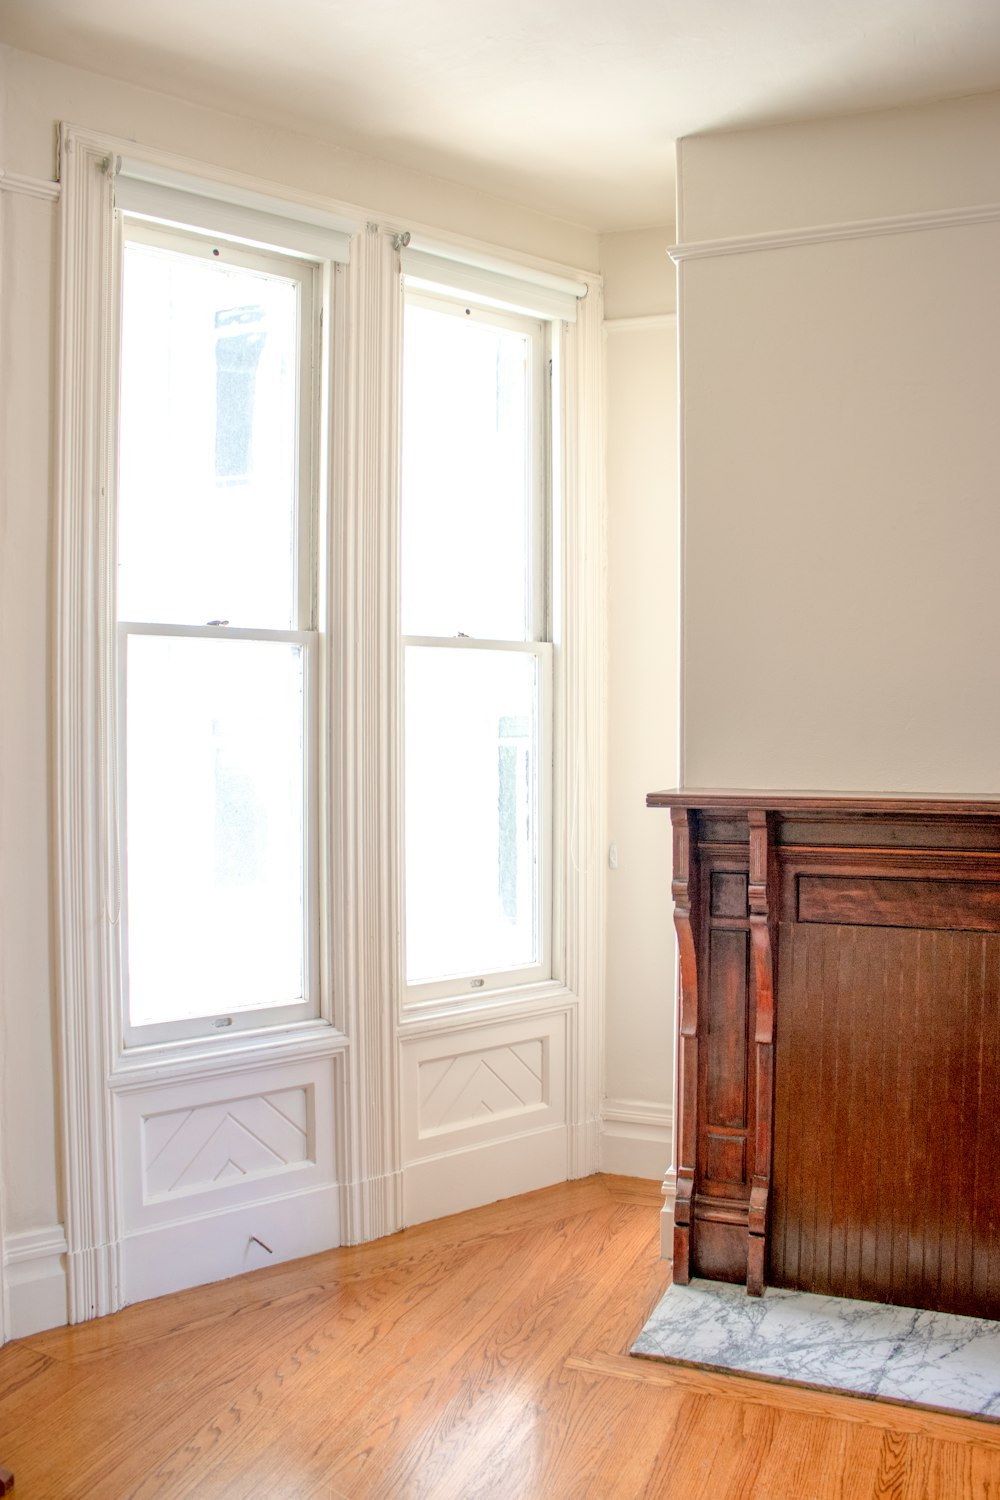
top-left (54, 126), bottom-right (605, 1322)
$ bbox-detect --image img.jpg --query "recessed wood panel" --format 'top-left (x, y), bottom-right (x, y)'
top-left (692, 1217), bottom-right (749, 1284)
top-left (710, 872), bottom-right (748, 919)
top-left (705, 1131), bottom-right (746, 1185)
top-left (699, 816), bottom-right (749, 845)
top-left (705, 928), bottom-right (749, 1131)
top-left (798, 875), bottom-right (1000, 933)
top-left (779, 817), bottom-right (1000, 852)
top-left (771, 922), bottom-right (1000, 1318)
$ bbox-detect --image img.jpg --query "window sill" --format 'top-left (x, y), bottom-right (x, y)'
top-left (108, 1019), bottom-right (347, 1092)
top-left (398, 980), bottom-right (578, 1036)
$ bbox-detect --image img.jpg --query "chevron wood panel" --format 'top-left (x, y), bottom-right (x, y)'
top-left (418, 1041), bottom-right (545, 1134)
top-left (401, 1012), bottom-right (568, 1169)
top-left (143, 1088), bottom-right (311, 1201)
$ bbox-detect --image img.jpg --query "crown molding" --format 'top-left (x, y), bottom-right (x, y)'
top-left (669, 200), bottom-right (1000, 263)
top-left (603, 313), bottom-right (676, 332)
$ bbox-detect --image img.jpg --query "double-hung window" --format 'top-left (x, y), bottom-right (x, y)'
top-left (400, 285), bottom-right (553, 1003)
top-left (116, 214), bottom-right (320, 1046)
top-left (56, 129), bottom-right (601, 1323)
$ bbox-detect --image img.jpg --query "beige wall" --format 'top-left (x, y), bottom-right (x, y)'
top-left (601, 229), bottom-right (678, 1134)
top-left (0, 187), bottom-right (60, 1233)
top-left (601, 227), bottom-right (676, 319)
top-left (677, 93), bottom-right (1000, 794)
top-left (0, 42), bottom-right (603, 1247)
top-left (677, 92), bottom-right (1000, 241)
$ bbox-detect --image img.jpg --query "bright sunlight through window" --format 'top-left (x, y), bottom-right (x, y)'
top-left (401, 295), bottom-right (551, 996)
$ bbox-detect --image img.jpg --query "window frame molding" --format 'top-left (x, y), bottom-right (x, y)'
top-left (54, 125), bottom-right (605, 1322)
top-left (54, 125), bottom-right (350, 1320)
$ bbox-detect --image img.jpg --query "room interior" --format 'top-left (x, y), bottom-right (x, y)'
top-left (3, 0), bottom-right (1000, 1413)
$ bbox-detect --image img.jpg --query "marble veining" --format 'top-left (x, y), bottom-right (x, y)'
top-left (632, 1279), bottom-right (1000, 1417)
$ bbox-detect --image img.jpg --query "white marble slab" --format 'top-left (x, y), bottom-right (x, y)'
top-left (632, 1279), bottom-right (1000, 1417)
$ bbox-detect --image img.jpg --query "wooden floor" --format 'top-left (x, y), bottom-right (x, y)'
top-left (4, 1176), bottom-right (1000, 1498)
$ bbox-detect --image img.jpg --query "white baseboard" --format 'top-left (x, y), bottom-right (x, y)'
top-left (403, 1124), bottom-right (569, 1227)
top-left (599, 1099), bottom-right (672, 1182)
top-left (5, 1227), bottom-right (69, 1339)
top-left (660, 1165), bottom-right (676, 1260)
top-left (121, 1182), bottom-right (342, 1307)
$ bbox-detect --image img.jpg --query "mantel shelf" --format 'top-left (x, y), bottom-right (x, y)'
top-left (647, 788), bottom-right (1000, 817)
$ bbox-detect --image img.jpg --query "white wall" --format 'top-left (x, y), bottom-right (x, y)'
top-left (0, 40), bottom-right (607, 1335)
top-left (676, 93), bottom-right (1000, 794)
top-left (599, 229), bottom-right (678, 1180)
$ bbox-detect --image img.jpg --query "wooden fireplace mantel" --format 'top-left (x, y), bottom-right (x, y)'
top-left (647, 789), bottom-right (1000, 1317)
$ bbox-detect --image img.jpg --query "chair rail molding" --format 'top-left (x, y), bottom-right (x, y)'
top-left (0, 168), bottom-right (60, 201)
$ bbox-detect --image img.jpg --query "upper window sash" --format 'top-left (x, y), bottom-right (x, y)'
top-left (116, 217), bottom-right (320, 635)
top-left (400, 290), bottom-right (549, 647)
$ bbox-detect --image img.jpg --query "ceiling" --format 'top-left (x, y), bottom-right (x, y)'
top-left (3, 0), bottom-right (1000, 231)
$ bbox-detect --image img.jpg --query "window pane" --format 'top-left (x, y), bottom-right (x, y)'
top-left (118, 240), bottom-right (299, 629)
top-left (124, 634), bottom-right (306, 1027)
top-left (404, 646), bottom-right (541, 984)
top-left (402, 303), bottom-right (535, 640)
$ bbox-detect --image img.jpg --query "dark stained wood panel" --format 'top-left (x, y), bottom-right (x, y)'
top-left (705, 1130), bottom-right (746, 1185)
top-left (711, 872), bottom-right (748, 919)
top-left (771, 921), bottom-right (1000, 1318)
top-left (798, 875), bottom-right (1000, 932)
top-left (704, 927), bottom-right (749, 1132)
top-left (699, 816), bottom-right (750, 845)
top-left (779, 817), bottom-right (1000, 852)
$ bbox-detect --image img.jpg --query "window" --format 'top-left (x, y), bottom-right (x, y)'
top-left (400, 291), bottom-right (552, 1001)
top-left (116, 220), bottom-right (320, 1044)
top-left (55, 126), bottom-right (602, 1319)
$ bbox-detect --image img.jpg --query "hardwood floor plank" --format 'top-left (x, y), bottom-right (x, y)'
top-left (3, 1176), bottom-right (1000, 1499)
top-left (572, 1352), bottom-right (1000, 1451)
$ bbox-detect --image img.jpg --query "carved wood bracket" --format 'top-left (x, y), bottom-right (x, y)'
top-left (670, 807), bottom-right (699, 1284)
